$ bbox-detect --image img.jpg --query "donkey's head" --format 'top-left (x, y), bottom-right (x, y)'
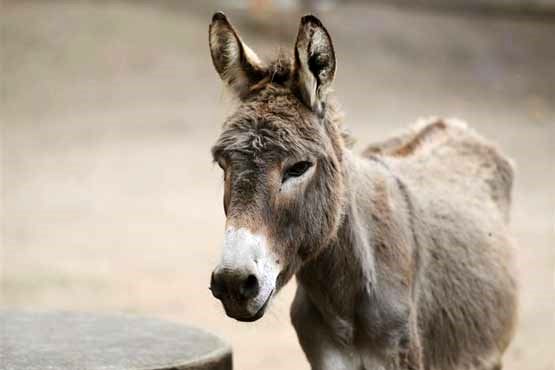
top-left (209, 12), bottom-right (347, 321)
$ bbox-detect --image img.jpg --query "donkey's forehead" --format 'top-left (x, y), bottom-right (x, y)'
top-left (212, 117), bottom-right (323, 161)
top-left (212, 88), bottom-right (325, 160)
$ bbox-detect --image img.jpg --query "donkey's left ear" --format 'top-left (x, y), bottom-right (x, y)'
top-left (209, 12), bottom-right (266, 99)
top-left (292, 15), bottom-right (336, 115)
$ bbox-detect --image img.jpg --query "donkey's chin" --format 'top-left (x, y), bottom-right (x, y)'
top-left (225, 289), bottom-right (274, 322)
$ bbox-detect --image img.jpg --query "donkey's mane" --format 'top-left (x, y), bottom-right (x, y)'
top-left (249, 52), bottom-right (293, 91)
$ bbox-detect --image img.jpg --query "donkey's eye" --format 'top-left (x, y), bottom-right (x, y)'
top-left (283, 161), bottom-right (313, 182)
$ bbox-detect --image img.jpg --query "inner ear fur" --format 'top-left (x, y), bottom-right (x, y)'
top-left (292, 15), bottom-right (336, 115)
top-left (209, 12), bottom-right (266, 99)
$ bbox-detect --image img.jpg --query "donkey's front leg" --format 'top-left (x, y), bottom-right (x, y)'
top-left (290, 286), bottom-right (359, 370)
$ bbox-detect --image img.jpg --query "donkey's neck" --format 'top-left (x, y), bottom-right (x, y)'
top-left (296, 151), bottom-right (393, 336)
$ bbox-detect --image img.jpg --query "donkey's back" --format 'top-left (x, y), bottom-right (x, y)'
top-left (365, 118), bottom-right (518, 369)
top-left (364, 118), bottom-right (514, 221)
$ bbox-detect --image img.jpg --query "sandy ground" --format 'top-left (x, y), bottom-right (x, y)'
top-left (2, 1), bottom-right (554, 369)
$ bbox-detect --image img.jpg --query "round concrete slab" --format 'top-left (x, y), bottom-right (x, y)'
top-left (0, 310), bottom-right (232, 370)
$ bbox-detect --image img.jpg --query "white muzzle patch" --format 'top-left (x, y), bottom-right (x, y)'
top-left (220, 226), bottom-right (280, 315)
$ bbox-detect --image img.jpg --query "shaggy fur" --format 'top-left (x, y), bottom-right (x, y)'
top-left (209, 12), bottom-right (518, 370)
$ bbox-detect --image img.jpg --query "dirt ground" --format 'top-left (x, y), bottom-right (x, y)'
top-left (2, 1), bottom-right (554, 369)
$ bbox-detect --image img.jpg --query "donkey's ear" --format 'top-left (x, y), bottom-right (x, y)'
top-left (209, 12), bottom-right (266, 99)
top-left (292, 15), bottom-right (336, 114)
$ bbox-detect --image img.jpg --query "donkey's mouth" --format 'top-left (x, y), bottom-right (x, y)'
top-left (233, 289), bottom-right (274, 322)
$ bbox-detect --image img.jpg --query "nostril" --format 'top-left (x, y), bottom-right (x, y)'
top-left (239, 274), bottom-right (260, 300)
top-left (210, 272), bottom-right (225, 299)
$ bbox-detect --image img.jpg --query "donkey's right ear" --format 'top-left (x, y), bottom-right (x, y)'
top-left (209, 12), bottom-right (266, 99)
top-left (292, 15), bottom-right (336, 115)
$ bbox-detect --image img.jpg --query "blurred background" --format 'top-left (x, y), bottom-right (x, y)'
top-left (2, 1), bottom-right (554, 369)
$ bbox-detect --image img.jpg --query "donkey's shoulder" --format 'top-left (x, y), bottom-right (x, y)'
top-left (363, 118), bottom-right (515, 220)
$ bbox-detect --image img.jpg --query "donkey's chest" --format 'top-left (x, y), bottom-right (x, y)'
top-left (311, 290), bottom-right (408, 366)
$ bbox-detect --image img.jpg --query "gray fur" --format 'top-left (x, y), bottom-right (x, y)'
top-left (208, 13), bottom-right (518, 370)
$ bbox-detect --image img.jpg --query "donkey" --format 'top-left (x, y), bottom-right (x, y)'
top-left (208, 12), bottom-right (518, 370)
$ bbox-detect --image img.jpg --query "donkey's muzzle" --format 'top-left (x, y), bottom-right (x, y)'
top-left (210, 270), bottom-right (260, 301)
top-left (211, 227), bottom-right (279, 321)
top-left (210, 267), bottom-right (272, 322)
